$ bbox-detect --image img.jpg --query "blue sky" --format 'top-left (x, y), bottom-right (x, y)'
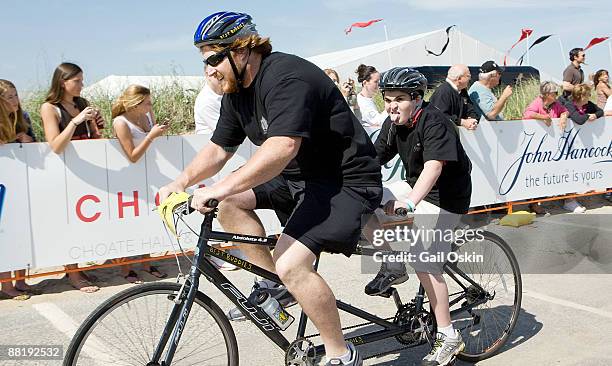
top-left (2, 0), bottom-right (610, 93)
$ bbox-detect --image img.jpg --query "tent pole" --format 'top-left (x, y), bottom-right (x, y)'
top-left (608, 40), bottom-right (612, 68)
top-left (384, 24), bottom-right (392, 68)
top-left (558, 36), bottom-right (566, 69)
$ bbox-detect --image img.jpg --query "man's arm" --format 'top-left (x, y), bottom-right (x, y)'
top-left (486, 86), bottom-right (512, 120)
top-left (405, 160), bottom-right (443, 206)
top-left (170, 143), bottom-right (235, 191)
top-left (562, 81), bottom-right (575, 93)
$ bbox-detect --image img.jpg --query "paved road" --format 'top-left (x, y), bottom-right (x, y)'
top-left (1, 197), bottom-right (611, 366)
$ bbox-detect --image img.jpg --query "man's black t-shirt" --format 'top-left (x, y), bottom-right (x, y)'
top-left (211, 52), bottom-right (381, 186)
top-left (374, 105), bottom-right (472, 214)
top-left (428, 81), bottom-right (479, 124)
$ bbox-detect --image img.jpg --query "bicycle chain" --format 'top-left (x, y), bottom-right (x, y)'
top-left (303, 316), bottom-right (396, 339)
top-left (302, 316), bottom-right (430, 361)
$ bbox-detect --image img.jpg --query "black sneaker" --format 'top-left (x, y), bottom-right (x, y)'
top-left (227, 279), bottom-right (296, 322)
top-left (326, 342), bottom-right (362, 366)
top-left (364, 261), bottom-right (409, 296)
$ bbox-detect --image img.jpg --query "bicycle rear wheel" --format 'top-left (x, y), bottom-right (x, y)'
top-left (64, 282), bottom-right (239, 366)
top-left (447, 231), bottom-right (522, 362)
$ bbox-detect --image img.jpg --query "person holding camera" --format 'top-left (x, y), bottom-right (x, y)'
top-left (41, 63), bottom-right (105, 154)
top-left (324, 68), bottom-right (361, 121)
top-left (40, 62), bottom-right (106, 293)
top-left (111, 84), bottom-right (169, 282)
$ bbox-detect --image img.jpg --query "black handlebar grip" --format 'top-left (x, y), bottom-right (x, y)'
top-left (185, 196), bottom-right (218, 214)
top-left (394, 207), bottom-right (409, 217)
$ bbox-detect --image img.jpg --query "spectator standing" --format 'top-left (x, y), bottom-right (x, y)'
top-left (560, 84), bottom-right (604, 213)
top-left (593, 69), bottom-right (611, 109)
top-left (428, 64), bottom-right (479, 130)
top-left (194, 71), bottom-right (223, 135)
top-left (111, 85), bottom-right (169, 282)
top-left (0, 80), bottom-right (40, 300)
top-left (523, 81), bottom-right (569, 130)
top-left (356, 64), bottom-right (388, 127)
top-left (561, 48), bottom-right (585, 100)
top-left (0, 80), bottom-right (36, 143)
top-left (40, 62), bottom-right (104, 293)
top-left (324, 68), bottom-right (361, 120)
top-left (468, 61), bottom-right (513, 121)
top-left (522, 81), bottom-right (570, 215)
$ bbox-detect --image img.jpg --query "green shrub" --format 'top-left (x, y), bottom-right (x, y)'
top-left (22, 79), bottom-right (200, 141)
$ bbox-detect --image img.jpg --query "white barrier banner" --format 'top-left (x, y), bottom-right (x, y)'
top-left (0, 117), bottom-right (610, 271)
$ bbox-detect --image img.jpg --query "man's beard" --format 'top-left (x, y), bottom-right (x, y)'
top-left (219, 71), bottom-right (240, 94)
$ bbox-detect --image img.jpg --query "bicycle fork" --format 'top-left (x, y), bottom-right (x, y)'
top-left (149, 265), bottom-right (201, 366)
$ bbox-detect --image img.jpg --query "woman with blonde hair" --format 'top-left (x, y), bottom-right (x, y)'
top-left (0, 80), bottom-right (39, 299)
top-left (560, 83), bottom-right (604, 213)
top-left (112, 84), bottom-right (168, 282)
top-left (111, 84), bottom-right (167, 163)
top-left (0, 79), bottom-right (36, 144)
top-left (40, 62), bottom-right (105, 293)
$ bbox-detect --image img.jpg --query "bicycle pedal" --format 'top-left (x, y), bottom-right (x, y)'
top-left (377, 287), bottom-right (397, 298)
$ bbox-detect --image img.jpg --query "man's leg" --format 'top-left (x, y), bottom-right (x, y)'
top-left (273, 234), bottom-right (348, 358)
top-left (217, 189), bottom-right (275, 273)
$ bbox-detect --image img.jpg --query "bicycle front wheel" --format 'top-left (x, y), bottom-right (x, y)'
top-left (64, 282), bottom-right (239, 366)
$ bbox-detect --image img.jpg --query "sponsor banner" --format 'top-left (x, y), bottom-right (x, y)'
top-left (0, 117), bottom-right (610, 271)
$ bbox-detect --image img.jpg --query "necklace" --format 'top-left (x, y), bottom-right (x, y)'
top-left (61, 99), bottom-right (77, 109)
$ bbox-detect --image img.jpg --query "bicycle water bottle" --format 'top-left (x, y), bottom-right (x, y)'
top-left (256, 291), bottom-right (294, 330)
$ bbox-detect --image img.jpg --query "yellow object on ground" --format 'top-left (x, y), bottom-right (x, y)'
top-left (499, 210), bottom-right (536, 227)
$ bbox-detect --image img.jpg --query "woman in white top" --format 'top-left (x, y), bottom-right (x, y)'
top-left (356, 64), bottom-right (388, 127)
top-left (112, 85), bottom-right (168, 282)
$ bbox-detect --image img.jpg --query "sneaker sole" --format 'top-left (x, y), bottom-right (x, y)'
top-left (365, 274), bottom-right (410, 296)
top-left (438, 342), bottom-right (465, 366)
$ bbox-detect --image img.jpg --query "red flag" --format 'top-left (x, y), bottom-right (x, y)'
top-left (345, 19), bottom-right (383, 35)
top-left (584, 37), bottom-right (609, 50)
top-left (504, 29), bottom-right (533, 66)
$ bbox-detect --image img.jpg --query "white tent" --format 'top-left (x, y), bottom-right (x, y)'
top-left (83, 75), bottom-right (205, 98)
top-left (307, 28), bottom-right (556, 82)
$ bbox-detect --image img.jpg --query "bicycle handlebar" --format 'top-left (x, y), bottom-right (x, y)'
top-left (379, 205), bottom-right (410, 217)
top-left (185, 196), bottom-right (218, 214)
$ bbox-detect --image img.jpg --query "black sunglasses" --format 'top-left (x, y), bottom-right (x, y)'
top-left (203, 48), bottom-right (230, 67)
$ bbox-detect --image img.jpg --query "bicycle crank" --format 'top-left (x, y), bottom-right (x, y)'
top-left (285, 338), bottom-right (317, 366)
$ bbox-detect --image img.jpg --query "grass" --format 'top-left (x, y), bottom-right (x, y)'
top-left (21, 80), bottom-right (201, 142)
top-left (21, 77), bottom-right (548, 142)
top-left (372, 78), bottom-right (544, 120)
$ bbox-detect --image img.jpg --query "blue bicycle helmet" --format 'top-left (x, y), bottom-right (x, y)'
top-left (194, 11), bottom-right (257, 48)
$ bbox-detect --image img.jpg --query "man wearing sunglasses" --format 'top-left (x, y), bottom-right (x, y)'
top-left (159, 11), bottom-right (382, 366)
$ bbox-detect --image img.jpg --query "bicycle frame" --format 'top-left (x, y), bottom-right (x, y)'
top-left (153, 211), bottom-right (491, 365)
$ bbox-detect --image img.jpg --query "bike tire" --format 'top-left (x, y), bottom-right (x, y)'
top-left (452, 231), bottom-right (522, 362)
top-left (63, 282), bottom-right (239, 366)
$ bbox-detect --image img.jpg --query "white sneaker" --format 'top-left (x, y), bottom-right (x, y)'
top-left (563, 199), bottom-right (586, 213)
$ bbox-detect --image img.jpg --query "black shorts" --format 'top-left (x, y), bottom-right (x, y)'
top-left (253, 176), bottom-right (382, 257)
